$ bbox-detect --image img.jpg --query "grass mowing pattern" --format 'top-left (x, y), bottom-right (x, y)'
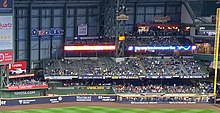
top-left (0, 106), bottom-right (218, 113)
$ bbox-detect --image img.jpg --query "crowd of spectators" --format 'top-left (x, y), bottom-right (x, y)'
top-left (181, 58), bottom-right (207, 77)
top-left (44, 56), bottom-right (208, 77)
top-left (8, 79), bottom-right (44, 87)
top-left (44, 57), bottom-right (144, 77)
top-left (125, 36), bottom-right (180, 47)
top-left (141, 57), bottom-right (184, 76)
top-left (114, 82), bottom-right (213, 94)
top-left (134, 29), bottom-right (189, 36)
top-left (137, 36), bottom-right (179, 46)
top-left (140, 57), bottom-right (208, 77)
top-left (65, 38), bottom-right (114, 45)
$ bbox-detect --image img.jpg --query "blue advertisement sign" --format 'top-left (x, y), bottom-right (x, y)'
top-left (32, 28), bottom-right (64, 37)
top-left (0, 0), bottom-right (13, 13)
top-left (127, 46), bottom-right (198, 51)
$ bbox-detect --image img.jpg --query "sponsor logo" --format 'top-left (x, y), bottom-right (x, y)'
top-left (76, 96), bottom-right (92, 102)
top-left (131, 102), bottom-right (158, 104)
top-left (58, 97), bottom-right (62, 101)
top-left (32, 28), bottom-right (64, 37)
top-left (50, 97), bottom-right (63, 103)
top-left (169, 102), bottom-right (196, 104)
top-left (18, 100), bottom-right (22, 104)
top-left (2, 0), bottom-right (7, 8)
top-left (18, 99), bottom-right (36, 105)
top-left (97, 96), bottom-right (116, 101)
top-left (98, 96), bottom-right (103, 99)
top-left (0, 100), bottom-right (6, 105)
top-left (0, 53), bottom-right (4, 62)
top-left (0, 22), bottom-right (12, 29)
top-left (14, 91), bottom-right (36, 95)
top-left (0, 51), bottom-right (13, 64)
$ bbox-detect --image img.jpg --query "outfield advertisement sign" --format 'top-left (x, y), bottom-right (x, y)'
top-left (14, 90), bottom-right (36, 96)
top-left (0, 98), bottom-right (49, 106)
top-left (0, 15), bottom-right (13, 65)
top-left (0, 16), bottom-right (13, 50)
top-left (0, 95), bottom-right (211, 106)
top-left (0, 50), bottom-right (13, 64)
top-left (96, 96), bottom-right (116, 102)
top-left (128, 102), bottom-right (197, 104)
top-left (8, 84), bottom-right (48, 90)
top-left (76, 96), bottom-right (92, 102)
top-left (0, 96), bottom-right (117, 106)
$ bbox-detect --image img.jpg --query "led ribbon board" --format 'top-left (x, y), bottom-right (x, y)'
top-left (64, 45), bottom-right (116, 51)
top-left (127, 46), bottom-right (198, 51)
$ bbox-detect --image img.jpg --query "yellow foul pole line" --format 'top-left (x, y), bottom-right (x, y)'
top-left (214, 8), bottom-right (220, 104)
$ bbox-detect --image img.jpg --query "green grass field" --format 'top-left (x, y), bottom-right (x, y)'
top-left (0, 106), bottom-right (218, 113)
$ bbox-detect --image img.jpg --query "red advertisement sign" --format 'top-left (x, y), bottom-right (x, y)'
top-left (0, 50), bottom-right (13, 65)
top-left (9, 61), bottom-right (26, 70)
top-left (8, 84), bottom-right (48, 90)
top-left (4, 61), bottom-right (27, 75)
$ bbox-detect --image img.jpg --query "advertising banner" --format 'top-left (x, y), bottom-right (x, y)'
top-left (1, 95), bottom-right (210, 106)
top-left (74, 36), bottom-right (100, 40)
top-left (0, 98), bottom-right (49, 106)
top-left (4, 61), bottom-right (27, 75)
top-left (49, 96), bottom-right (76, 103)
top-left (0, 50), bottom-right (13, 64)
top-left (8, 61), bottom-right (26, 70)
top-left (0, 0), bottom-right (13, 13)
top-left (31, 28), bottom-right (64, 37)
top-left (13, 90), bottom-right (36, 96)
top-left (45, 76), bottom-right (73, 80)
top-left (78, 76), bottom-right (105, 79)
top-left (0, 96), bottom-right (76, 106)
top-left (8, 84), bottom-right (48, 90)
top-left (0, 16), bottom-right (13, 50)
top-left (78, 24), bottom-right (87, 36)
top-left (94, 96), bottom-right (116, 102)
top-left (129, 102), bottom-right (196, 104)
top-left (74, 96), bottom-right (117, 102)
top-left (75, 96), bottom-right (92, 102)
top-left (127, 46), bottom-right (198, 51)
top-left (0, 15), bottom-right (13, 65)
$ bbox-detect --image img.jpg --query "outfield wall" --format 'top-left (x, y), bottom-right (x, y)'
top-left (0, 95), bottom-right (116, 106)
top-left (0, 94), bottom-right (216, 106)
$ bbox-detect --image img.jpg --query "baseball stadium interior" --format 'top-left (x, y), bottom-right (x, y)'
top-left (1, 0), bottom-right (220, 112)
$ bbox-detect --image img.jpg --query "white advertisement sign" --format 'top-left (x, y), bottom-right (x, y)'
top-left (0, 16), bottom-right (13, 50)
top-left (78, 24), bottom-right (87, 36)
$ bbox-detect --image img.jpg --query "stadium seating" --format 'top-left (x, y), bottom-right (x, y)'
top-left (113, 81), bottom-right (213, 94)
top-left (43, 56), bottom-right (208, 78)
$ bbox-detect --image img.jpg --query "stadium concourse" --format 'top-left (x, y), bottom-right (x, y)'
top-left (1, 0), bottom-right (220, 113)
